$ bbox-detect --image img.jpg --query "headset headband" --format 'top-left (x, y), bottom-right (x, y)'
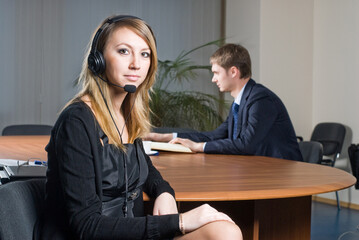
top-left (88, 15), bottom-right (154, 76)
top-left (90, 15), bottom-right (141, 54)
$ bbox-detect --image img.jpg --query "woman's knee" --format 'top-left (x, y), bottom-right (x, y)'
top-left (204, 221), bottom-right (242, 240)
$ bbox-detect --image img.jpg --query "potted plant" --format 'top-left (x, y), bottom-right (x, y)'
top-left (150, 40), bottom-right (229, 131)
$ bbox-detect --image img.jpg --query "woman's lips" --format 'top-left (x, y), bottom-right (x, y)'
top-left (124, 75), bottom-right (140, 81)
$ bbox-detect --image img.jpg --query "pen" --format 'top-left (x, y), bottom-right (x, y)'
top-left (34, 160), bottom-right (47, 166)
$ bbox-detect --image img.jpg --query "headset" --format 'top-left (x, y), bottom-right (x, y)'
top-left (88, 15), bottom-right (155, 81)
top-left (87, 15), bottom-right (153, 217)
top-left (88, 15), bottom-right (138, 76)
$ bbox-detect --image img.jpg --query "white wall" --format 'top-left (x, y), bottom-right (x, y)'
top-left (225, 0), bottom-right (260, 102)
top-left (313, 0), bottom-right (359, 204)
top-left (225, 0), bottom-right (260, 80)
top-left (226, 0), bottom-right (359, 204)
top-left (313, 0), bottom-right (359, 142)
top-left (260, 0), bottom-right (314, 141)
top-left (226, 0), bottom-right (314, 140)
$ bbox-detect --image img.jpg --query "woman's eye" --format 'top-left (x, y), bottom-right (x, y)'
top-left (118, 48), bottom-right (129, 54)
top-left (142, 52), bottom-right (150, 58)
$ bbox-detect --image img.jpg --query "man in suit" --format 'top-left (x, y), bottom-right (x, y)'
top-left (147, 44), bottom-right (303, 161)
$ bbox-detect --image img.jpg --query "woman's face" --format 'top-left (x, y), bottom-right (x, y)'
top-left (103, 27), bottom-right (151, 90)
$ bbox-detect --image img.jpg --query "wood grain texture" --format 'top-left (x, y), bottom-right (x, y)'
top-left (150, 152), bottom-right (355, 201)
top-left (1, 136), bottom-right (355, 239)
top-left (0, 136), bottom-right (355, 201)
top-left (0, 136), bottom-right (49, 161)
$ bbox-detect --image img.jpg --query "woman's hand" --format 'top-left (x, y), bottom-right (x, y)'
top-left (153, 192), bottom-right (178, 215)
top-left (181, 204), bottom-right (234, 233)
top-left (169, 138), bottom-right (204, 153)
top-left (144, 133), bottom-right (173, 142)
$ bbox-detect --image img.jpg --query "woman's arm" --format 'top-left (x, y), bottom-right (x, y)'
top-left (52, 111), bottom-right (180, 239)
top-left (153, 192), bottom-right (178, 215)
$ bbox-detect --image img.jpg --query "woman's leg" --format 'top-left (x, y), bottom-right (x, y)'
top-left (175, 220), bottom-right (242, 240)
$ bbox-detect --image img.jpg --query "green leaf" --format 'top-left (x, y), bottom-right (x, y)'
top-left (151, 39), bottom-right (228, 131)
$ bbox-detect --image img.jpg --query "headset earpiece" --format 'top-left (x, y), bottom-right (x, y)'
top-left (88, 50), bottom-right (106, 75)
top-left (88, 15), bottom-right (149, 218)
top-left (87, 15), bottom-right (148, 76)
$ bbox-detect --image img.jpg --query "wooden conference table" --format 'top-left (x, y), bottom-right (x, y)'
top-left (0, 135), bottom-right (356, 240)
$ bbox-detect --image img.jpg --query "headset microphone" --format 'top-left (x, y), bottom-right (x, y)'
top-left (109, 82), bottom-right (136, 93)
top-left (123, 85), bottom-right (137, 93)
top-left (88, 15), bottom-right (147, 218)
top-left (97, 74), bottom-right (137, 93)
top-left (105, 79), bottom-right (137, 93)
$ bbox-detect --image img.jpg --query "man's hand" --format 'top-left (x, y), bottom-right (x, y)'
top-left (169, 138), bottom-right (204, 153)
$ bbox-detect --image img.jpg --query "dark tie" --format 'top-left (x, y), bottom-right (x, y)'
top-left (232, 102), bottom-right (239, 139)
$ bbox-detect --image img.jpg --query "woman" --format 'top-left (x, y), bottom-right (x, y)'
top-left (39, 15), bottom-right (242, 239)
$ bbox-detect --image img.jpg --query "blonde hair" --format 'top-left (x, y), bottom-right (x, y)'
top-left (65, 16), bottom-right (157, 149)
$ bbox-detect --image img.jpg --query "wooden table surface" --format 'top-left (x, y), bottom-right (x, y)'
top-left (0, 135), bottom-right (356, 240)
top-left (151, 151), bottom-right (355, 201)
top-left (0, 135), bottom-right (48, 161)
top-left (0, 135), bottom-right (354, 201)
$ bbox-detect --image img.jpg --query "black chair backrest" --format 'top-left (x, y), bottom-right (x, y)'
top-left (348, 144), bottom-right (359, 189)
top-left (298, 141), bottom-right (323, 164)
top-left (2, 124), bottom-right (52, 136)
top-left (0, 179), bottom-right (45, 240)
top-left (310, 122), bottom-right (346, 156)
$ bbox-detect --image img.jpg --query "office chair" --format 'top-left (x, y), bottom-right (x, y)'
top-left (348, 144), bottom-right (359, 189)
top-left (310, 122), bottom-right (346, 210)
top-left (298, 141), bottom-right (323, 164)
top-left (2, 124), bottom-right (52, 136)
top-left (0, 179), bottom-right (45, 240)
top-left (310, 122), bottom-right (346, 167)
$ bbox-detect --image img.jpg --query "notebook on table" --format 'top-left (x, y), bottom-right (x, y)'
top-left (0, 164), bottom-right (47, 184)
top-left (150, 142), bottom-right (193, 153)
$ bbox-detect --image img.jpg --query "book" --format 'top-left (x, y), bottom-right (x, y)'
top-left (150, 142), bottom-right (192, 153)
top-left (1, 164), bottom-right (47, 184)
top-left (4, 165), bottom-right (47, 179)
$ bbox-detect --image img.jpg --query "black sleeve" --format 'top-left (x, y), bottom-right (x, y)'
top-left (204, 97), bottom-right (278, 154)
top-left (52, 111), bottom-right (180, 239)
top-left (142, 147), bottom-right (176, 199)
top-left (178, 115), bottom-right (230, 142)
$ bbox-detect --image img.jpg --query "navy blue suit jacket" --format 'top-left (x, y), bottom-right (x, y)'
top-left (178, 79), bottom-right (303, 161)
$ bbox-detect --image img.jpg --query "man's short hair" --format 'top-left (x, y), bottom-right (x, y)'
top-left (210, 43), bottom-right (252, 79)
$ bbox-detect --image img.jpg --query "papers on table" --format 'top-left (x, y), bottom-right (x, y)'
top-left (150, 142), bottom-right (192, 153)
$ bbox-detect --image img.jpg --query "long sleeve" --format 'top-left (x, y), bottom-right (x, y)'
top-left (203, 97), bottom-right (278, 155)
top-left (178, 97), bottom-right (277, 155)
top-left (44, 102), bottom-right (180, 240)
top-left (143, 151), bottom-right (175, 199)
top-left (178, 116), bottom-right (229, 142)
top-left (177, 79), bottom-right (302, 161)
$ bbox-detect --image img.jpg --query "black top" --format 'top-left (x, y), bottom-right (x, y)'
top-left (101, 142), bottom-right (144, 201)
top-left (99, 126), bottom-right (148, 219)
top-left (39, 101), bottom-right (180, 239)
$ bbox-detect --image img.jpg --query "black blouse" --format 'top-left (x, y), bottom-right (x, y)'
top-left (39, 101), bottom-right (180, 239)
top-left (99, 126), bottom-right (149, 218)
